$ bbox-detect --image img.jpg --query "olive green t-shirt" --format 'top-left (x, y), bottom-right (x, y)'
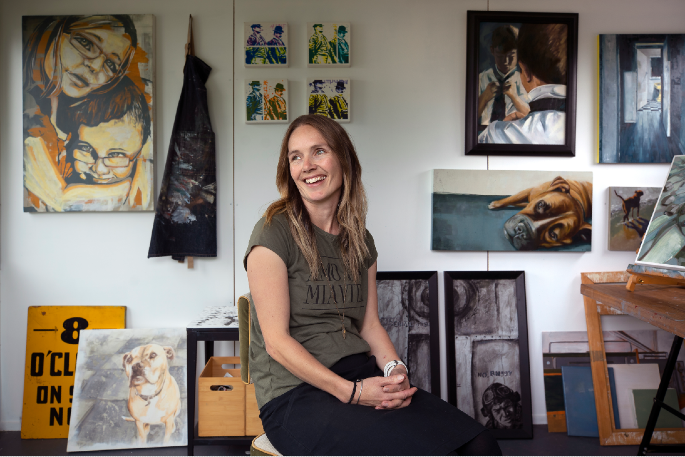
top-left (243, 213), bottom-right (377, 408)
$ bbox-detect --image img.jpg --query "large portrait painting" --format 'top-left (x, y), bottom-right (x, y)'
top-left (464, 11), bottom-right (578, 156)
top-left (432, 169), bottom-right (593, 252)
top-left (444, 271), bottom-right (532, 439)
top-left (67, 328), bottom-right (187, 452)
top-left (599, 34), bottom-right (685, 163)
top-left (22, 15), bottom-right (154, 212)
top-left (376, 271), bottom-right (439, 394)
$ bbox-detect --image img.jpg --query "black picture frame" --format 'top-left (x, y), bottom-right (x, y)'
top-left (464, 11), bottom-right (578, 157)
top-left (376, 271), bottom-right (440, 395)
top-left (444, 271), bottom-right (532, 439)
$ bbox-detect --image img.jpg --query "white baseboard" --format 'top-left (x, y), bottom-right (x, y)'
top-left (532, 413), bottom-right (547, 425)
top-left (0, 420), bottom-right (21, 431)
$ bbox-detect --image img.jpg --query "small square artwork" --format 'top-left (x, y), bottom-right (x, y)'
top-left (608, 187), bottom-right (660, 251)
top-left (376, 271), bottom-right (439, 394)
top-left (432, 169), bottom-right (593, 252)
top-left (445, 271), bottom-right (532, 439)
top-left (637, 156), bottom-right (685, 270)
top-left (307, 79), bottom-right (350, 123)
top-left (67, 328), bottom-right (187, 452)
top-left (244, 22), bottom-right (287, 67)
top-left (245, 79), bottom-right (288, 124)
top-left (599, 34), bottom-right (685, 163)
top-left (22, 14), bottom-right (155, 212)
top-left (307, 23), bottom-right (350, 67)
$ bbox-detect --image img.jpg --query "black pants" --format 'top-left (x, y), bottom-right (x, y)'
top-left (259, 354), bottom-right (493, 456)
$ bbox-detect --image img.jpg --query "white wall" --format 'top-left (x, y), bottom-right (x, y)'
top-left (0, 0), bottom-right (234, 430)
top-left (3, 0), bottom-right (685, 432)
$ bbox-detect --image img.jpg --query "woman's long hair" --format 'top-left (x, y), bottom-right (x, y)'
top-left (265, 115), bottom-right (370, 281)
top-left (23, 15), bottom-right (138, 100)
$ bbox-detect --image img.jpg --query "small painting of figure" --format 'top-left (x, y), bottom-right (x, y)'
top-left (67, 328), bottom-right (187, 452)
top-left (307, 23), bottom-right (351, 67)
top-left (22, 14), bottom-right (155, 212)
top-left (608, 187), bottom-right (659, 251)
top-left (246, 80), bottom-right (288, 124)
top-left (432, 169), bottom-right (592, 252)
top-left (599, 34), bottom-right (685, 163)
top-left (244, 22), bottom-right (288, 67)
top-left (307, 79), bottom-right (351, 123)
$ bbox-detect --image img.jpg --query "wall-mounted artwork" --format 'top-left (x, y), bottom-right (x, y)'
top-left (376, 271), bottom-right (439, 394)
top-left (307, 23), bottom-right (350, 67)
top-left (245, 79), bottom-right (288, 124)
top-left (244, 22), bottom-right (288, 67)
top-left (464, 11), bottom-right (578, 156)
top-left (637, 156), bottom-right (685, 270)
top-left (542, 330), bottom-right (685, 433)
top-left (444, 271), bottom-right (532, 439)
top-left (432, 169), bottom-right (593, 252)
top-left (67, 328), bottom-right (187, 452)
top-left (608, 187), bottom-right (660, 251)
top-left (22, 15), bottom-right (155, 212)
top-left (599, 34), bottom-right (685, 163)
top-left (307, 78), bottom-right (350, 122)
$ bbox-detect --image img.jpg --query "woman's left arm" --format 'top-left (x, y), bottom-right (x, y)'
top-left (359, 261), bottom-right (414, 408)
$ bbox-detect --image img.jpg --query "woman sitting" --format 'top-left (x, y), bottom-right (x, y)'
top-left (245, 115), bottom-right (501, 456)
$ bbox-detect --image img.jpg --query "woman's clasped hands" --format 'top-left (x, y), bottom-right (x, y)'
top-left (355, 371), bottom-right (417, 410)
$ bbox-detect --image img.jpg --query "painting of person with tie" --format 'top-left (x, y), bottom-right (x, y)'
top-left (477, 25), bottom-right (529, 130)
top-left (330, 80), bottom-right (349, 120)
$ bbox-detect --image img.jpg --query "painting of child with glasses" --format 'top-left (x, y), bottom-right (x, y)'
top-left (22, 14), bottom-right (154, 212)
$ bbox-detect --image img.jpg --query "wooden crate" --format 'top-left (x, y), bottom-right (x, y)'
top-left (198, 357), bottom-right (245, 436)
top-left (198, 356), bottom-right (264, 437)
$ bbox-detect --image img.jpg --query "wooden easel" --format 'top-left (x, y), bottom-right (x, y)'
top-left (626, 264), bottom-right (685, 291)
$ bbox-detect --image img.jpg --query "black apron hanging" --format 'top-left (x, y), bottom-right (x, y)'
top-left (148, 16), bottom-right (217, 262)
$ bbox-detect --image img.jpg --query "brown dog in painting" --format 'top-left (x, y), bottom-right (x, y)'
top-left (121, 344), bottom-right (181, 445)
top-left (614, 189), bottom-right (644, 222)
top-left (488, 176), bottom-right (592, 250)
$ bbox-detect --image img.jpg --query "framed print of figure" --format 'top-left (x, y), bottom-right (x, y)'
top-left (22, 14), bottom-right (155, 212)
top-left (444, 271), bottom-right (532, 439)
top-left (307, 23), bottom-right (351, 67)
top-left (376, 271), bottom-right (440, 395)
top-left (245, 79), bottom-right (288, 124)
top-left (464, 11), bottom-right (578, 157)
top-left (307, 79), bottom-right (350, 123)
top-left (244, 22), bottom-right (288, 67)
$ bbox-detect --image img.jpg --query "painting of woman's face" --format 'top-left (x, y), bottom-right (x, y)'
top-left (55, 28), bottom-right (133, 98)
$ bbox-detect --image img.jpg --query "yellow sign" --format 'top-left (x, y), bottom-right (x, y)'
top-left (21, 306), bottom-right (125, 439)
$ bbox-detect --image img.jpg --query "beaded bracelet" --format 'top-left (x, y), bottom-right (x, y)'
top-left (347, 379), bottom-right (358, 404)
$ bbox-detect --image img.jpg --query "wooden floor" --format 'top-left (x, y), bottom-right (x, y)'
top-left (0, 425), bottom-right (653, 456)
top-left (618, 100), bottom-right (683, 163)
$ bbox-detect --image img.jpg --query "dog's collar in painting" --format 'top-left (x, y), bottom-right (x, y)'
top-left (135, 373), bottom-right (166, 406)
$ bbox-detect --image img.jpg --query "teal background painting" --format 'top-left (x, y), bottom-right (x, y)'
top-left (432, 193), bottom-right (591, 252)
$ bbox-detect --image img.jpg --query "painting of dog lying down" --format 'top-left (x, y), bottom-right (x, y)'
top-left (67, 328), bottom-right (187, 452)
top-left (432, 169), bottom-right (593, 252)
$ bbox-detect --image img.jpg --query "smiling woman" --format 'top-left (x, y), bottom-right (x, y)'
top-left (22, 14), bottom-right (154, 212)
top-left (243, 115), bottom-right (502, 455)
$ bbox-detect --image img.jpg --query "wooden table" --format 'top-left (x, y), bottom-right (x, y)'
top-left (581, 272), bottom-right (685, 454)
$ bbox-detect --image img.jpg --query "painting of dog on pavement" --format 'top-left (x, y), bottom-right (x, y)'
top-left (432, 169), bottom-right (593, 251)
top-left (608, 187), bottom-right (659, 251)
top-left (67, 328), bottom-right (187, 452)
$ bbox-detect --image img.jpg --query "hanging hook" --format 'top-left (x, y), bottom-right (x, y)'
top-left (185, 14), bottom-right (195, 57)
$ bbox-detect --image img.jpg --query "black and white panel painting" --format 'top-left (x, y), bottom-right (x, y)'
top-left (377, 279), bottom-right (432, 392)
top-left (452, 279), bottom-right (522, 430)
